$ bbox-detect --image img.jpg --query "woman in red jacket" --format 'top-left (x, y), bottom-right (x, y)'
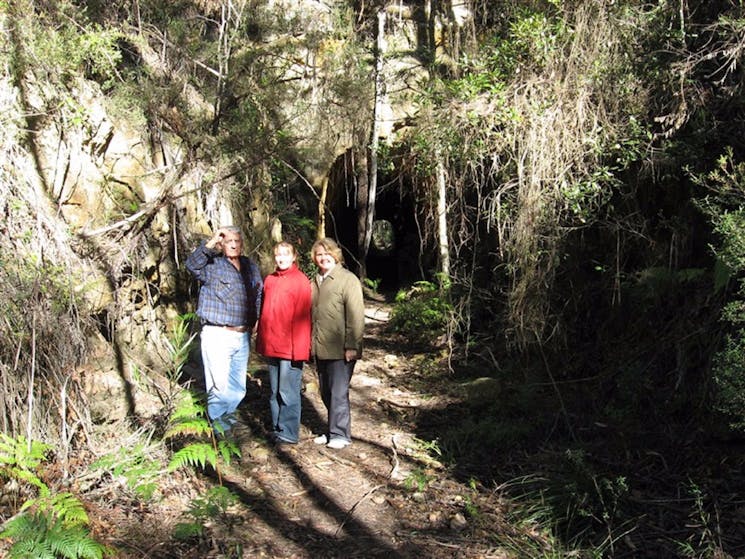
top-left (256, 242), bottom-right (312, 444)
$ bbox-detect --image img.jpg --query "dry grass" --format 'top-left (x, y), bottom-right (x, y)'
top-left (0, 68), bottom-right (94, 447)
top-left (414, 4), bottom-right (649, 350)
top-left (503, 4), bottom-right (644, 348)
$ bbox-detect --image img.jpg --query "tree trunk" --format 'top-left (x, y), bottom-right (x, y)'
top-left (436, 156), bottom-right (450, 278)
top-left (317, 175), bottom-right (328, 240)
top-left (356, 150), bottom-right (369, 278)
top-left (357, 9), bottom-right (386, 280)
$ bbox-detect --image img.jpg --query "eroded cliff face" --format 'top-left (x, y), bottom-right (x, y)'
top-left (1, 0), bottom-right (467, 426)
top-left (5, 73), bottom-right (217, 421)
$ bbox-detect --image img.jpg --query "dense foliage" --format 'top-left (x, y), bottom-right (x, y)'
top-left (4, 0), bottom-right (745, 556)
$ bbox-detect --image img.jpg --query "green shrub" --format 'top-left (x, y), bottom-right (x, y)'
top-left (712, 330), bottom-right (745, 430)
top-left (0, 435), bottom-right (111, 559)
top-left (389, 281), bottom-right (451, 346)
top-left (173, 486), bottom-right (241, 542)
top-left (692, 149), bottom-right (745, 431)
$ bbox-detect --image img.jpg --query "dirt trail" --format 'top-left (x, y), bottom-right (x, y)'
top-left (206, 303), bottom-right (497, 559)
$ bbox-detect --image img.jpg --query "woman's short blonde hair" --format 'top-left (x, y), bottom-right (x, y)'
top-left (274, 241), bottom-right (296, 255)
top-left (311, 237), bottom-right (344, 265)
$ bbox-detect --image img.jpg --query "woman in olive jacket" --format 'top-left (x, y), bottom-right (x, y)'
top-left (310, 238), bottom-right (365, 450)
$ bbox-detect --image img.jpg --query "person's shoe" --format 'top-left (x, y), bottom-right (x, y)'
top-left (326, 438), bottom-right (351, 450)
top-left (313, 434), bottom-right (328, 445)
top-left (232, 423), bottom-right (251, 445)
top-left (274, 436), bottom-right (298, 446)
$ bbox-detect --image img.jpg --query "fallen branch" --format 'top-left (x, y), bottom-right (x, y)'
top-left (389, 434), bottom-right (400, 480)
top-left (333, 483), bottom-right (383, 538)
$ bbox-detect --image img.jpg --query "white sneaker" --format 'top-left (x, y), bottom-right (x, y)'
top-left (326, 438), bottom-right (351, 449)
top-left (313, 434), bottom-right (328, 445)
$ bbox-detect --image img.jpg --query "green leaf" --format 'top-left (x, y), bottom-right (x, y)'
top-left (168, 443), bottom-right (218, 471)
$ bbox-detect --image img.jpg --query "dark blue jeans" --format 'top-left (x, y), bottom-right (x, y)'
top-left (268, 358), bottom-right (303, 443)
top-left (316, 358), bottom-right (356, 443)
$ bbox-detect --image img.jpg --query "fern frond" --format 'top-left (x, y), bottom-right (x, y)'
top-left (49, 523), bottom-right (105, 559)
top-left (91, 444), bottom-right (163, 501)
top-left (132, 481), bottom-right (158, 500)
top-left (46, 492), bottom-right (89, 526)
top-left (0, 434), bottom-right (51, 469)
top-left (11, 466), bottom-right (48, 495)
top-left (9, 539), bottom-right (56, 559)
top-left (204, 486), bottom-right (239, 511)
top-left (217, 439), bottom-right (241, 464)
top-left (173, 521), bottom-right (204, 540)
top-left (168, 443), bottom-right (217, 471)
top-left (164, 417), bottom-right (212, 440)
top-left (164, 323), bottom-right (197, 371)
top-left (48, 522), bottom-right (83, 558)
top-left (3, 511), bottom-right (107, 559)
top-left (0, 436), bottom-right (111, 559)
top-left (168, 391), bottom-right (207, 423)
top-left (1, 510), bottom-right (45, 540)
top-left (73, 536), bottom-right (112, 559)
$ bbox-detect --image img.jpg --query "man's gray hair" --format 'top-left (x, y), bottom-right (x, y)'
top-left (222, 225), bottom-right (243, 238)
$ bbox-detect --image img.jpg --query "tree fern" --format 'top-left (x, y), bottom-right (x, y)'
top-left (1, 511), bottom-right (109, 559)
top-left (29, 492), bottom-right (90, 526)
top-left (168, 442), bottom-right (218, 471)
top-left (91, 444), bottom-right (162, 500)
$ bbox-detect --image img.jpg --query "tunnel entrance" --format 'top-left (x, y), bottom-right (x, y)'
top-left (325, 150), bottom-right (433, 294)
top-left (365, 182), bottom-right (423, 293)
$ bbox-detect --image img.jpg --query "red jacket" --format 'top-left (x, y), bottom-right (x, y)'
top-left (256, 264), bottom-right (311, 361)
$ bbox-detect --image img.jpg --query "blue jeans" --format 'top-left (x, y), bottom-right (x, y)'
top-left (268, 358), bottom-right (303, 443)
top-left (316, 359), bottom-right (355, 443)
top-left (200, 326), bottom-right (249, 433)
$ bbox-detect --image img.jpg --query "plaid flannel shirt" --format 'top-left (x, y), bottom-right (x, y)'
top-left (186, 242), bottom-right (263, 328)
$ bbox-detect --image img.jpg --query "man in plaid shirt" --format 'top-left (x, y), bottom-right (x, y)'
top-left (186, 226), bottom-right (263, 436)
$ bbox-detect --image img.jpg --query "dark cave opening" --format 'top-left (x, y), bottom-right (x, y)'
top-left (326, 152), bottom-right (432, 295)
top-left (365, 184), bottom-right (424, 293)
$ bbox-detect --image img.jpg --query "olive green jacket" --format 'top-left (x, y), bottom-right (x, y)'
top-left (311, 265), bottom-right (364, 360)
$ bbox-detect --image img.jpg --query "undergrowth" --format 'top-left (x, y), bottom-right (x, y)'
top-left (0, 312), bottom-right (244, 558)
top-left (0, 435), bottom-right (111, 559)
top-left (165, 390), bottom-right (241, 473)
top-left (389, 280), bottom-right (451, 346)
top-left (173, 486), bottom-right (242, 542)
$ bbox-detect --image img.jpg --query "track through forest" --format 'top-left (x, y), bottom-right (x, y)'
top-left (65, 302), bottom-right (745, 558)
top-left (97, 303), bottom-right (509, 559)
